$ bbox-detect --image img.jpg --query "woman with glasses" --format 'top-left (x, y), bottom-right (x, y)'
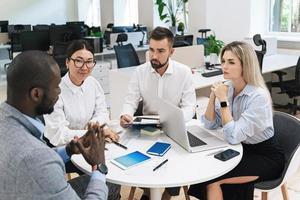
top-left (44, 39), bottom-right (119, 146)
top-left (44, 40), bottom-right (121, 200)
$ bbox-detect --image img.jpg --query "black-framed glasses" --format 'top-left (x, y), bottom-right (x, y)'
top-left (69, 57), bottom-right (96, 69)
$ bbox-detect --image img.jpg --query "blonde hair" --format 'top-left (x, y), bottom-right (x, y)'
top-left (220, 41), bottom-right (268, 90)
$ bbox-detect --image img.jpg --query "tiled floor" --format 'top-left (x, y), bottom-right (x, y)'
top-left (1, 77), bottom-right (300, 199)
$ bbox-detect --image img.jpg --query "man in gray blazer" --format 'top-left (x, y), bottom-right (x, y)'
top-left (0, 51), bottom-right (108, 200)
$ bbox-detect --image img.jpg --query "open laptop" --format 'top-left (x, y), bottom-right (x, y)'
top-left (157, 99), bottom-right (227, 153)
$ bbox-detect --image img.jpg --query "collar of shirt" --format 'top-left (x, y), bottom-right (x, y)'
top-left (23, 114), bottom-right (45, 140)
top-left (63, 72), bottom-right (88, 94)
top-left (150, 58), bottom-right (174, 76)
top-left (228, 83), bottom-right (255, 99)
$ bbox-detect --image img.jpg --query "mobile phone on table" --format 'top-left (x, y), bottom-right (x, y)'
top-left (214, 149), bottom-right (240, 161)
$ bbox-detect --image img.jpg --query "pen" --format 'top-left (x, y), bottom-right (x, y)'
top-left (113, 141), bottom-right (128, 150)
top-left (206, 149), bottom-right (225, 156)
top-left (153, 159), bottom-right (168, 171)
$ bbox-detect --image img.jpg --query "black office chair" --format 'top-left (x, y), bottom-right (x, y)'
top-left (253, 34), bottom-right (266, 72)
top-left (255, 111), bottom-right (300, 200)
top-left (114, 43), bottom-right (140, 68)
top-left (115, 33), bottom-right (128, 46)
top-left (271, 57), bottom-right (300, 115)
top-left (52, 41), bottom-right (70, 76)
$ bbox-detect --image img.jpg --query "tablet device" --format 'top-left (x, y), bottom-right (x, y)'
top-left (111, 151), bottom-right (151, 170)
top-left (146, 142), bottom-right (171, 156)
top-left (132, 117), bottom-right (160, 126)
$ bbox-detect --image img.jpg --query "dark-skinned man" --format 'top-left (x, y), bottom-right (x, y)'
top-left (0, 50), bottom-right (108, 200)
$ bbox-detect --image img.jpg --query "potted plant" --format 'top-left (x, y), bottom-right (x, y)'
top-left (155, 0), bottom-right (188, 34)
top-left (204, 34), bottom-right (225, 64)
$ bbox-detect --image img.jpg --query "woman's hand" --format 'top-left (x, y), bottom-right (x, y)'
top-left (211, 81), bottom-right (228, 101)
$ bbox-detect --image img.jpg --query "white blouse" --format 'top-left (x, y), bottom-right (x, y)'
top-left (44, 73), bottom-right (109, 146)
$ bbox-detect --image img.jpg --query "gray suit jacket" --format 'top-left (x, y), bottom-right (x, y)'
top-left (0, 102), bottom-right (108, 200)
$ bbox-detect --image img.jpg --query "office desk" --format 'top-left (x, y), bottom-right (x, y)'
top-left (262, 54), bottom-right (299, 74)
top-left (72, 120), bottom-right (242, 200)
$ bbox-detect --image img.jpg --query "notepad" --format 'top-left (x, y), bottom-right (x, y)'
top-left (146, 142), bottom-right (171, 156)
top-left (140, 126), bottom-right (161, 136)
top-left (111, 151), bottom-right (151, 170)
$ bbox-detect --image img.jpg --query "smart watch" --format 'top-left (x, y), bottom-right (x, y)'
top-left (220, 101), bottom-right (229, 108)
top-left (97, 163), bottom-right (108, 175)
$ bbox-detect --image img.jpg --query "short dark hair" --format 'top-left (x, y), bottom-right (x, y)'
top-left (7, 50), bottom-right (58, 96)
top-left (149, 27), bottom-right (174, 47)
top-left (66, 39), bottom-right (94, 58)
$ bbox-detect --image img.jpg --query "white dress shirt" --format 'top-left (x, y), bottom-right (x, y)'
top-left (44, 73), bottom-right (109, 146)
top-left (121, 59), bottom-right (196, 121)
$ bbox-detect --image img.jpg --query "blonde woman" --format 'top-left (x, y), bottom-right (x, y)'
top-left (188, 41), bottom-right (285, 200)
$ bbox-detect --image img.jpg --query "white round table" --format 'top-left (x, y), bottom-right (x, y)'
top-left (72, 120), bottom-right (242, 200)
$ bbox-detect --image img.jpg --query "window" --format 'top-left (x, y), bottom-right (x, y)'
top-left (114, 0), bottom-right (138, 26)
top-left (269, 0), bottom-right (300, 33)
top-left (77, 0), bottom-right (101, 27)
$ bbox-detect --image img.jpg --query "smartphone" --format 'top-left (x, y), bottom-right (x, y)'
top-left (214, 149), bottom-right (240, 161)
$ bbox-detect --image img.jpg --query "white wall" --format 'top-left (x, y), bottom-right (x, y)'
top-left (205, 0), bottom-right (251, 43)
top-left (138, 0), bottom-right (154, 31)
top-left (100, 0), bottom-right (114, 28)
top-left (0, 0), bottom-right (77, 25)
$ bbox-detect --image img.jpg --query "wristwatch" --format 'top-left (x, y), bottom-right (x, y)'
top-left (220, 101), bottom-right (229, 108)
top-left (97, 163), bottom-right (108, 175)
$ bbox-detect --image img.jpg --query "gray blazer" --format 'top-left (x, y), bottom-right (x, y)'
top-left (0, 102), bottom-right (108, 200)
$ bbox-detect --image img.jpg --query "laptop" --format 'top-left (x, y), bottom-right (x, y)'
top-left (157, 99), bottom-right (227, 153)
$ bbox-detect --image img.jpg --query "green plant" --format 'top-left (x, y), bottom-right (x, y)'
top-left (177, 22), bottom-right (185, 35)
top-left (155, 0), bottom-right (188, 27)
top-left (204, 35), bottom-right (225, 56)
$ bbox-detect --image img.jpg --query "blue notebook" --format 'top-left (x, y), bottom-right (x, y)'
top-left (146, 142), bottom-right (171, 156)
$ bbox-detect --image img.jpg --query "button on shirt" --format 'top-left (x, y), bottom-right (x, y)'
top-left (121, 59), bottom-right (196, 121)
top-left (44, 73), bottom-right (109, 146)
top-left (202, 83), bottom-right (274, 144)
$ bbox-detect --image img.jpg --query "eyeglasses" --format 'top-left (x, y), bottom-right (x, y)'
top-left (69, 57), bottom-right (96, 69)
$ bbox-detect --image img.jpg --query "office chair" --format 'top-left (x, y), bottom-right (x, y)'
top-left (271, 57), bottom-right (300, 115)
top-left (115, 33), bottom-right (128, 46)
top-left (114, 43), bottom-right (140, 68)
top-left (255, 111), bottom-right (300, 200)
top-left (253, 34), bottom-right (266, 72)
top-left (52, 41), bottom-right (70, 76)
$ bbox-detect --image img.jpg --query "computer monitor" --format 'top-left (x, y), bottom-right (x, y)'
top-left (173, 35), bottom-right (193, 47)
top-left (66, 21), bottom-right (85, 26)
top-left (0, 21), bottom-right (8, 32)
top-left (49, 25), bottom-right (72, 44)
top-left (20, 30), bottom-right (50, 51)
top-left (112, 26), bottom-right (134, 33)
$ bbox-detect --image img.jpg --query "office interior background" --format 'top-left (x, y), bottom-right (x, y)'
top-left (0, 0), bottom-right (300, 199)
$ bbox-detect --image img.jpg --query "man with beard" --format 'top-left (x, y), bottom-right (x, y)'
top-left (0, 51), bottom-right (108, 200)
top-left (119, 27), bottom-right (196, 200)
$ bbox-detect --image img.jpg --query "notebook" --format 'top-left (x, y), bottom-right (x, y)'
top-left (146, 142), bottom-right (171, 156)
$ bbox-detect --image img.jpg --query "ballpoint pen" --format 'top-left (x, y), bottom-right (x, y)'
top-left (206, 149), bottom-right (225, 156)
top-left (113, 141), bottom-right (128, 150)
top-left (153, 159), bottom-right (168, 171)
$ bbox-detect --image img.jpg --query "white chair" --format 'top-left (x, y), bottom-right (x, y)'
top-left (254, 111), bottom-right (300, 200)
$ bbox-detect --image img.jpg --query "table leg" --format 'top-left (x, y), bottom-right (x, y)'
top-left (150, 188), bottom-right (162, 200)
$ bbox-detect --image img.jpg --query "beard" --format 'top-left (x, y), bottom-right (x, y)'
top-left (150, 59), bottom-right (169, 69)
top-left (36, 93), bottom-right (56, 115)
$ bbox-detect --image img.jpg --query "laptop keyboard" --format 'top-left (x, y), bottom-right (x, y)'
top-left (187, 131), bottom-right (207, 147)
